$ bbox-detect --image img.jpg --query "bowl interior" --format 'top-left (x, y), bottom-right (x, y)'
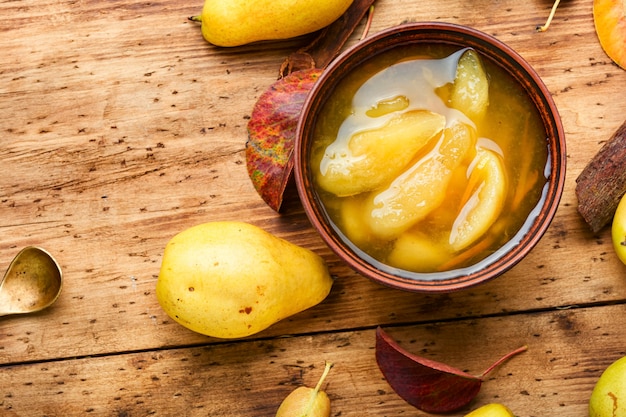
top-left (295, 22), bottom-right (566, 293)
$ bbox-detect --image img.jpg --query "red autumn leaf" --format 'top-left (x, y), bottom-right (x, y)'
top-left (375, 327), bottom-right (527, 414)
top-left (245, 68), bottom-right (323, 212)
top-left (243, 0), bottom-right (375, 212)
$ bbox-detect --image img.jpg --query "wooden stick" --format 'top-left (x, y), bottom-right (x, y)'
top-left (576, 119), bottom-right (626, 233)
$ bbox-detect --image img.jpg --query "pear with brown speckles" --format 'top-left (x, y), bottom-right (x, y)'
top-left (156, 221), bottom-right (333, 339)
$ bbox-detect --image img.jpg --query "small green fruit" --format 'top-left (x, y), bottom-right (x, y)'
top-left (612, 193), bottom-right (626, 265)
top-left (589, 355), bottom-right (626, 417)
top-left (276, 362), bottom-right (333, 417)
top-left (464, 403), bottom-right (515, 417)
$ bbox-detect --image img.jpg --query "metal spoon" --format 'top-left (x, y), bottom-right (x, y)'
top-left (0, 246), bottom-right (63, 317)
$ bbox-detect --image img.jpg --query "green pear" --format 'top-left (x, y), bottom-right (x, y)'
top-left (276, 362), bottom-right (333, 417)
top-left (450, 49), bottom-right (490, 121)
top-left (190, 0), bottom-right (354, 47)
top-left (464, 403), bottom-right (515, 417)
top-left (612, 193), bottom-right (626, 265)
top-left (156, 221), bottom-right (333, 339)
top-left (589, 355), bottom-right (626, 417)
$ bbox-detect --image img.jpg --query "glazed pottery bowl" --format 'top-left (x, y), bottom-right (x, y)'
top-left (294, 22), bottom-right (566, 293)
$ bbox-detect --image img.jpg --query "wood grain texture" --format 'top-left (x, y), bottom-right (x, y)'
top-left (1, 0), bottom-right (626, 415)
top-left (2, 305), bottom-right (625, 416)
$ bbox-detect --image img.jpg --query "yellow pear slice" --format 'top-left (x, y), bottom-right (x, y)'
top-left (365, 121), bottom-right (476, 239)
top-left (338, 194), bottom-right (372, 248)
top-left (450, 49), bottom-right (490, 121)
top-left (366, 95), bottom-right (410, 117)
top-left (317, 110), bottom-right (446, 197)
top-left (387, 230), bottom-right (450, 272)
top-left (449, 148), bottom-right (507, 252)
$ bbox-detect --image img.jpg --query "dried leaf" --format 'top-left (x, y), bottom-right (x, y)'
top-left (375, 327), bottom-right (527, 414)
top-left (593, 0), bottom-right (626, 70)
top-left (245, 68), bottom-right (323, 212)
top-left (245, 0), bottom-right (376, 212)
top-left (278, 0), bottom-right (377, 78)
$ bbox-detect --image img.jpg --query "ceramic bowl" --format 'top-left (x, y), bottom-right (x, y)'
top-left (294, 22), bottom-right (566, 293)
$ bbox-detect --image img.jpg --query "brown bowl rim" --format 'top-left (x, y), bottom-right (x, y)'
top-left (294, 22), bottom-right (566, 293)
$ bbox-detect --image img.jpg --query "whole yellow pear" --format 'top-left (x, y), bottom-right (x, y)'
top-left (156, 221), bottom-right (333, 338)
top-left (464, 403), bottom-right (515, 417)
top-left (192, 0), bottom-right (354, 47)
top-left (612, 193), bottom-right (626, 265)
top-left (589, 355), bottom-right (626, 417)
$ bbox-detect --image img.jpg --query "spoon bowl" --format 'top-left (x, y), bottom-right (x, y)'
top-left (0, 246), bottom-right (63, 316)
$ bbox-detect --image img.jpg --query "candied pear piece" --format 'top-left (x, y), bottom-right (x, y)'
top-left (449, 148), bottom-right (507, 252)
top-left (317, 110), bottom-right (446, 197)
top-left (366, 95), bottom-right (410, 117)
top-left (339, 194), bottom-right (373, 248)
top-left (450, 49), bottom-right (490, 121)
top-left (387, 230), bottom-right (450, 272)
top-left (366, 122), bottom-right (476, 239)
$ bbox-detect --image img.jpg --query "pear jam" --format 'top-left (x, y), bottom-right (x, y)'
top-left (309, 45), bottom-right (549, 276)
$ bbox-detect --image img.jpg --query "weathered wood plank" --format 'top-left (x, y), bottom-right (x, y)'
top-left (0, 4), bottom-right (625, 415)
top-left (1, 304), bottom-right (625, 416)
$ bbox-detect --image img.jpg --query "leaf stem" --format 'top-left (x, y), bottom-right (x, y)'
top-left (536, 0), bottom-right (561, 32)
top-left (360, 5), bottom-right (375, 40)
top-left (480, 345), bottom-right (528, 378)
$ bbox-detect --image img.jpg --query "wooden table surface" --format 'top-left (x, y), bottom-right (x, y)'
top-left (1, 0), bottom-right (626, 415)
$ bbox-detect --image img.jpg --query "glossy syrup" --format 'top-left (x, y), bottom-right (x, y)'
top-left (310, 44), bottom-right (549, 277)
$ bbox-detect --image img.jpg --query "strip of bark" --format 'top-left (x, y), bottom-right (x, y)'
top-left (278, 0), bottom-right (376, 77)
top-left (576, 120), bottom-right (626, 233)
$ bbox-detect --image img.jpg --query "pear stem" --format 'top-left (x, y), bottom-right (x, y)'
top-left (536, 0), bottom-right (561, 32)
top-left (188, 15), bottom-right (202, 23)
top-left (479, 345), bottom-right (527, 378)
top-left (302, 361), bottom-right (333, 416)
top-left (312, 361), bottom-right (334, 393)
